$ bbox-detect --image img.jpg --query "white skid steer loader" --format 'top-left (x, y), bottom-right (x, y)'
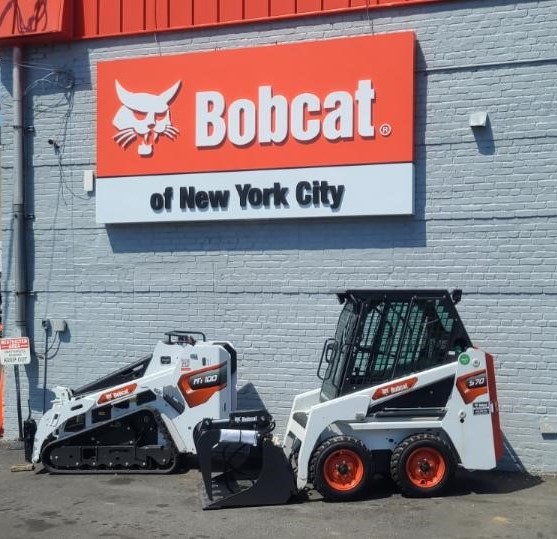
top-left (26, 331), bottom-right (237, 473)
top-left (194, 290), bottom-right (503, 508)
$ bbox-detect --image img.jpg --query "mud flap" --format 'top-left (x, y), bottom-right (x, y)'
top-left (194, 416), bottom-right (297, 509)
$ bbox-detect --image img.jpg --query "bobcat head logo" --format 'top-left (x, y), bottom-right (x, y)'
top-left (112, 80), bottom-right (181, 157)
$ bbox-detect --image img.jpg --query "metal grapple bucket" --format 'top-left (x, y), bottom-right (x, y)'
top-left (194, 410), bottom-right (296, 509)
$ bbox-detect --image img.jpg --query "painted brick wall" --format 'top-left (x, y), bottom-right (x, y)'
top-left (1, 0), bottom-right (556, 472)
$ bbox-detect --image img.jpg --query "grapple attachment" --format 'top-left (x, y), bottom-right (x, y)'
top-left (194, 410), bottom-right (296, 509)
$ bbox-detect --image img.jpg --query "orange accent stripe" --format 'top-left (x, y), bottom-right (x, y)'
top-left (456, 369), bottom-right (488, 405)
top-left (178, 362), bottom-right (227, 408)
top-left (372, 376), bottom-right (418, 400)
top-left (179, 381), bottom-right (226, 408)
top-left (486, 353), bottom-right (504, 462)
top-left (97, 382), bottom-right (138, 404)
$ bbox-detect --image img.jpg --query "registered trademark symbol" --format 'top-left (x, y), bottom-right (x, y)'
top-left (379, 123), bottom-right (392, 137)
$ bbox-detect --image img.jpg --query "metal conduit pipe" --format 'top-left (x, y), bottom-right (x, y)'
top-left (12, 46), bottom-right (27, 439)
top-left (12, 46), bottom-right (27, 337)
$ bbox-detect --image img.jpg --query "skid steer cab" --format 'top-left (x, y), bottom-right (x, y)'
top-left (28, 331), bottom-right (237, 473)
top-left (194, 290), bottom-right (503, 508)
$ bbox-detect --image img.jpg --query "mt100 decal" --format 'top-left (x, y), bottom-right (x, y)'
top-left (178, 363), bottom-right (227, 408)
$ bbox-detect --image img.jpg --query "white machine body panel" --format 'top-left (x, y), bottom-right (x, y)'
top-left (283, 348), bottom-right (502, 490)
top-left (32, 337), bottom-right (237, 464)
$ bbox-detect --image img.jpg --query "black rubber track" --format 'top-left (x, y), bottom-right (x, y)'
top-left (41, 408), bottom-right (179, 474)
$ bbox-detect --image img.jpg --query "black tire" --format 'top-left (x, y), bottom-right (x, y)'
top-left (309, 436), bottom-right (371, 501)
top-left (390, 433), bottom-right (456, 498)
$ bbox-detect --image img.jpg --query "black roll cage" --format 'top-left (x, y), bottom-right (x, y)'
top-left (320, 289), bottom-right (471, 400)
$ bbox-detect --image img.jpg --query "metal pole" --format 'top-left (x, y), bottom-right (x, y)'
top-left (12, 46), bottom-right (27, 439)
top-left (42, 323), bottom-right (50, 414)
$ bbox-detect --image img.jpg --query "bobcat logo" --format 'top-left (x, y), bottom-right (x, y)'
top-left (112, 80), bottom-right (181, 157)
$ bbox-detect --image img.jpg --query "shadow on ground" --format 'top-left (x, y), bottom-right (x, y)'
top-left (304, 469), bottom-right (543, 505)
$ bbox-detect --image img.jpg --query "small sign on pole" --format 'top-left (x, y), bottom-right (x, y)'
top-left (0, 337), bottom-right (31, 365)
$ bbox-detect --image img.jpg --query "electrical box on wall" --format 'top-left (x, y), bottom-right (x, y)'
top-left (83, 170), bottom-right (95, 193)
top-left (52, 319), bottom-right (67, 333)
top-left (540, 418), bottom-right (557, 435)
top-left (469, 111), bottom-right (488, 128)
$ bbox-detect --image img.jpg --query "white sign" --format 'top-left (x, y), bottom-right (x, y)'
top-left (96, 163), bottom-right (414, 224)
top-left (0, 337), bottom-right (31, 365)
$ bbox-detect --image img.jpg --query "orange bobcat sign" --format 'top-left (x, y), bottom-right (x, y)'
top-left (97, 32), bottom-right (415, 178)
top-left (96, 32), bottom-right (415, 223)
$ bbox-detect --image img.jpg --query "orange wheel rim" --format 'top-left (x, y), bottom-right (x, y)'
top-left (405, 447), bottom-right (446, 489)
top-left (323, 449), bottom-right (364, 491)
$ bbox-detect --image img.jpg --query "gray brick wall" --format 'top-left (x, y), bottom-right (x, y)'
top-left (1, 0), bottom-right (557, 473)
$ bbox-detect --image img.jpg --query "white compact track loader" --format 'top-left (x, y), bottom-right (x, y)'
top-left (27, 331), bottom-right (237, 473)
top-left (194, 290), bottom-right (503, 508)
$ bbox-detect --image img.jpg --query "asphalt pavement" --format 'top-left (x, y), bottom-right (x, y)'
top-left (0, 444), bottom-right (555, 539)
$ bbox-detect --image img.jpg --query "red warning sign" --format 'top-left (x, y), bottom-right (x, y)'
top-left (0, 337), bottom-right (31, 365)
